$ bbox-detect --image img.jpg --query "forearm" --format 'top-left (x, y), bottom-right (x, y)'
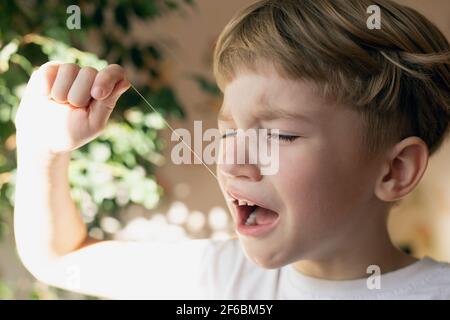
top-left (14, 150), bottom-right (88, 267)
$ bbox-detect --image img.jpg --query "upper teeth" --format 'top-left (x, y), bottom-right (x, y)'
top-left (237, 199), bottom-right (255, 206)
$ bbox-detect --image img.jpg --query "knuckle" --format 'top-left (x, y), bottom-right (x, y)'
top-left (42, 65), bottom-right (58, 81)
top-left (108, 64), bottom-right (126, 77)
top-left (81, 66), bottom-right (98, 77)
top-left (108, 64), bottom-right (123, 72)
top-left (61, 63), bottom-right (80, 72)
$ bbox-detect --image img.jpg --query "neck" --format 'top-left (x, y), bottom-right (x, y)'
top-left (293, 204), bottom-right (418, 280)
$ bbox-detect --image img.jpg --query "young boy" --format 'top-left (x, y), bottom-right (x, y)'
top-left (14, 0), bottom-right (450, 299)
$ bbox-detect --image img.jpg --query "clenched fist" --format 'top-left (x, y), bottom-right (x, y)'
top-left (15, 62), bottom-right (130, 155)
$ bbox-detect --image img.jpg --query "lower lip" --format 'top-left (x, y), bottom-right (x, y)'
top-left (236, 208), bottom-right (280, 237)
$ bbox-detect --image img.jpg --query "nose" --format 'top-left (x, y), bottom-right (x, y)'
top-left (218, 162), bottom-right (262, 181)
top-left (218, 134), bottom-right (262, 182)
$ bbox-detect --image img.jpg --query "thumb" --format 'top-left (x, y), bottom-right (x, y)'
top-left (88, 79), bottom-right (130, 131)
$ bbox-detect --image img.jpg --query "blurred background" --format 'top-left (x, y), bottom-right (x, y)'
top-left (0, 0), bottom-right (449, 299)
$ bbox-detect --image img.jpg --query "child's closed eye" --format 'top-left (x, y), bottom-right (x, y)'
top-left (221, 129), bottom-right (299, 143)
top-left (267, 132), bottom-right (299, 143)
top-left (221, 130), bottom-right (237, 139)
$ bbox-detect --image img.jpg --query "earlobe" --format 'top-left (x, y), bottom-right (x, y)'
top-left (374, 137), bottom-right (429, 202)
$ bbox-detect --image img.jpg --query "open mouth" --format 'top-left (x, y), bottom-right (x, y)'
top-left (230, 198), bottom-right (279, 227)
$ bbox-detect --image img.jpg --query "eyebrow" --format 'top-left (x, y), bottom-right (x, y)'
top-left (218, 104), bottom-right (313, 124)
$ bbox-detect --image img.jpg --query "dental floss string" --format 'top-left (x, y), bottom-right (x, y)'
top-left (129, 83), bottom-right (218, 180)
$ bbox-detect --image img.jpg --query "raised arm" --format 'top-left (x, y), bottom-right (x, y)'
top-left (14, 63), bottom-right (212, 299)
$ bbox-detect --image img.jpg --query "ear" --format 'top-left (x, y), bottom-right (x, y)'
top-left (374, 137), bottom-right (429, 202)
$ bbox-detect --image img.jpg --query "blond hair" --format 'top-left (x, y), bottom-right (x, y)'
top-left (213, 0), bottom-right (450, 154)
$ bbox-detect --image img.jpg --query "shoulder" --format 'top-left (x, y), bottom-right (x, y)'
top-left (396, 257), bottom-right (450, 299)
top-left (418, 257), bottom-right (450, 299)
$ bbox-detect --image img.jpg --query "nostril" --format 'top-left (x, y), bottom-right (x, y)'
top-left (218, 163), bottom-right (263, 181)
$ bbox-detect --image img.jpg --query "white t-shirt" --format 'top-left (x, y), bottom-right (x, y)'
top-left (188, 238), bottom-right (450, 300)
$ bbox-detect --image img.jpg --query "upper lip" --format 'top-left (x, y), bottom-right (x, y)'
top-left (226, 189), bottom-right (273, 211)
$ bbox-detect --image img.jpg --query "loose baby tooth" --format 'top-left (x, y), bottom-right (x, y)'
top-left (238, 199), bottom-right (246, 206)
top-left (245, 212), bottom-right (257, 225)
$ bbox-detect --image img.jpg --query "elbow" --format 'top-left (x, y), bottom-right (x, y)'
top-left (15, 242), bottom-right (56, 284)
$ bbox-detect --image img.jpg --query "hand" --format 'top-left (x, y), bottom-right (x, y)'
top-left (15, 62), bottom-right (130, 155)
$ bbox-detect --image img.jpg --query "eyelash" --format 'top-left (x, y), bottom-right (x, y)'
top-left (268, 132), bottom-right (299, 142)
top-left (221, 131), bottom-right (299, 143)
top-left (221, 131), bottom-right (236, 139)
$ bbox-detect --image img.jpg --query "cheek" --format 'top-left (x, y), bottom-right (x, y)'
top-left (275, 144), bottom-right (368, 220)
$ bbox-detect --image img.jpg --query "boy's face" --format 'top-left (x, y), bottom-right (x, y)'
top-left (217, 64), bottom-right (383, 268)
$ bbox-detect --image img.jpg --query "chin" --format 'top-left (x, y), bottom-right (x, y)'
top-left (239, 239), bottom-right (288, 269)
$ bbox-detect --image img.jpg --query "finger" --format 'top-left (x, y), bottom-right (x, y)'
top-left (88, 79), bottom-right (130, 131)
top-left (25, 62), bottom-right (61, 99)
top-left (39, 62), bottom-right (60, 96)
top-left (50, 63), bottom-right (80, 103)
top-left (67, 67), bottom-right (98, 108)
top-left (91, 64), bottom-right (126, 100)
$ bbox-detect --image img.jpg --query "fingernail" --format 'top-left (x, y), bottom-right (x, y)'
top-left (92, 87), bottom-right (104, 99)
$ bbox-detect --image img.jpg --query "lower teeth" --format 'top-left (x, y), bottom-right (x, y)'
top-left (245, 211), bottom-right (257, 226)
